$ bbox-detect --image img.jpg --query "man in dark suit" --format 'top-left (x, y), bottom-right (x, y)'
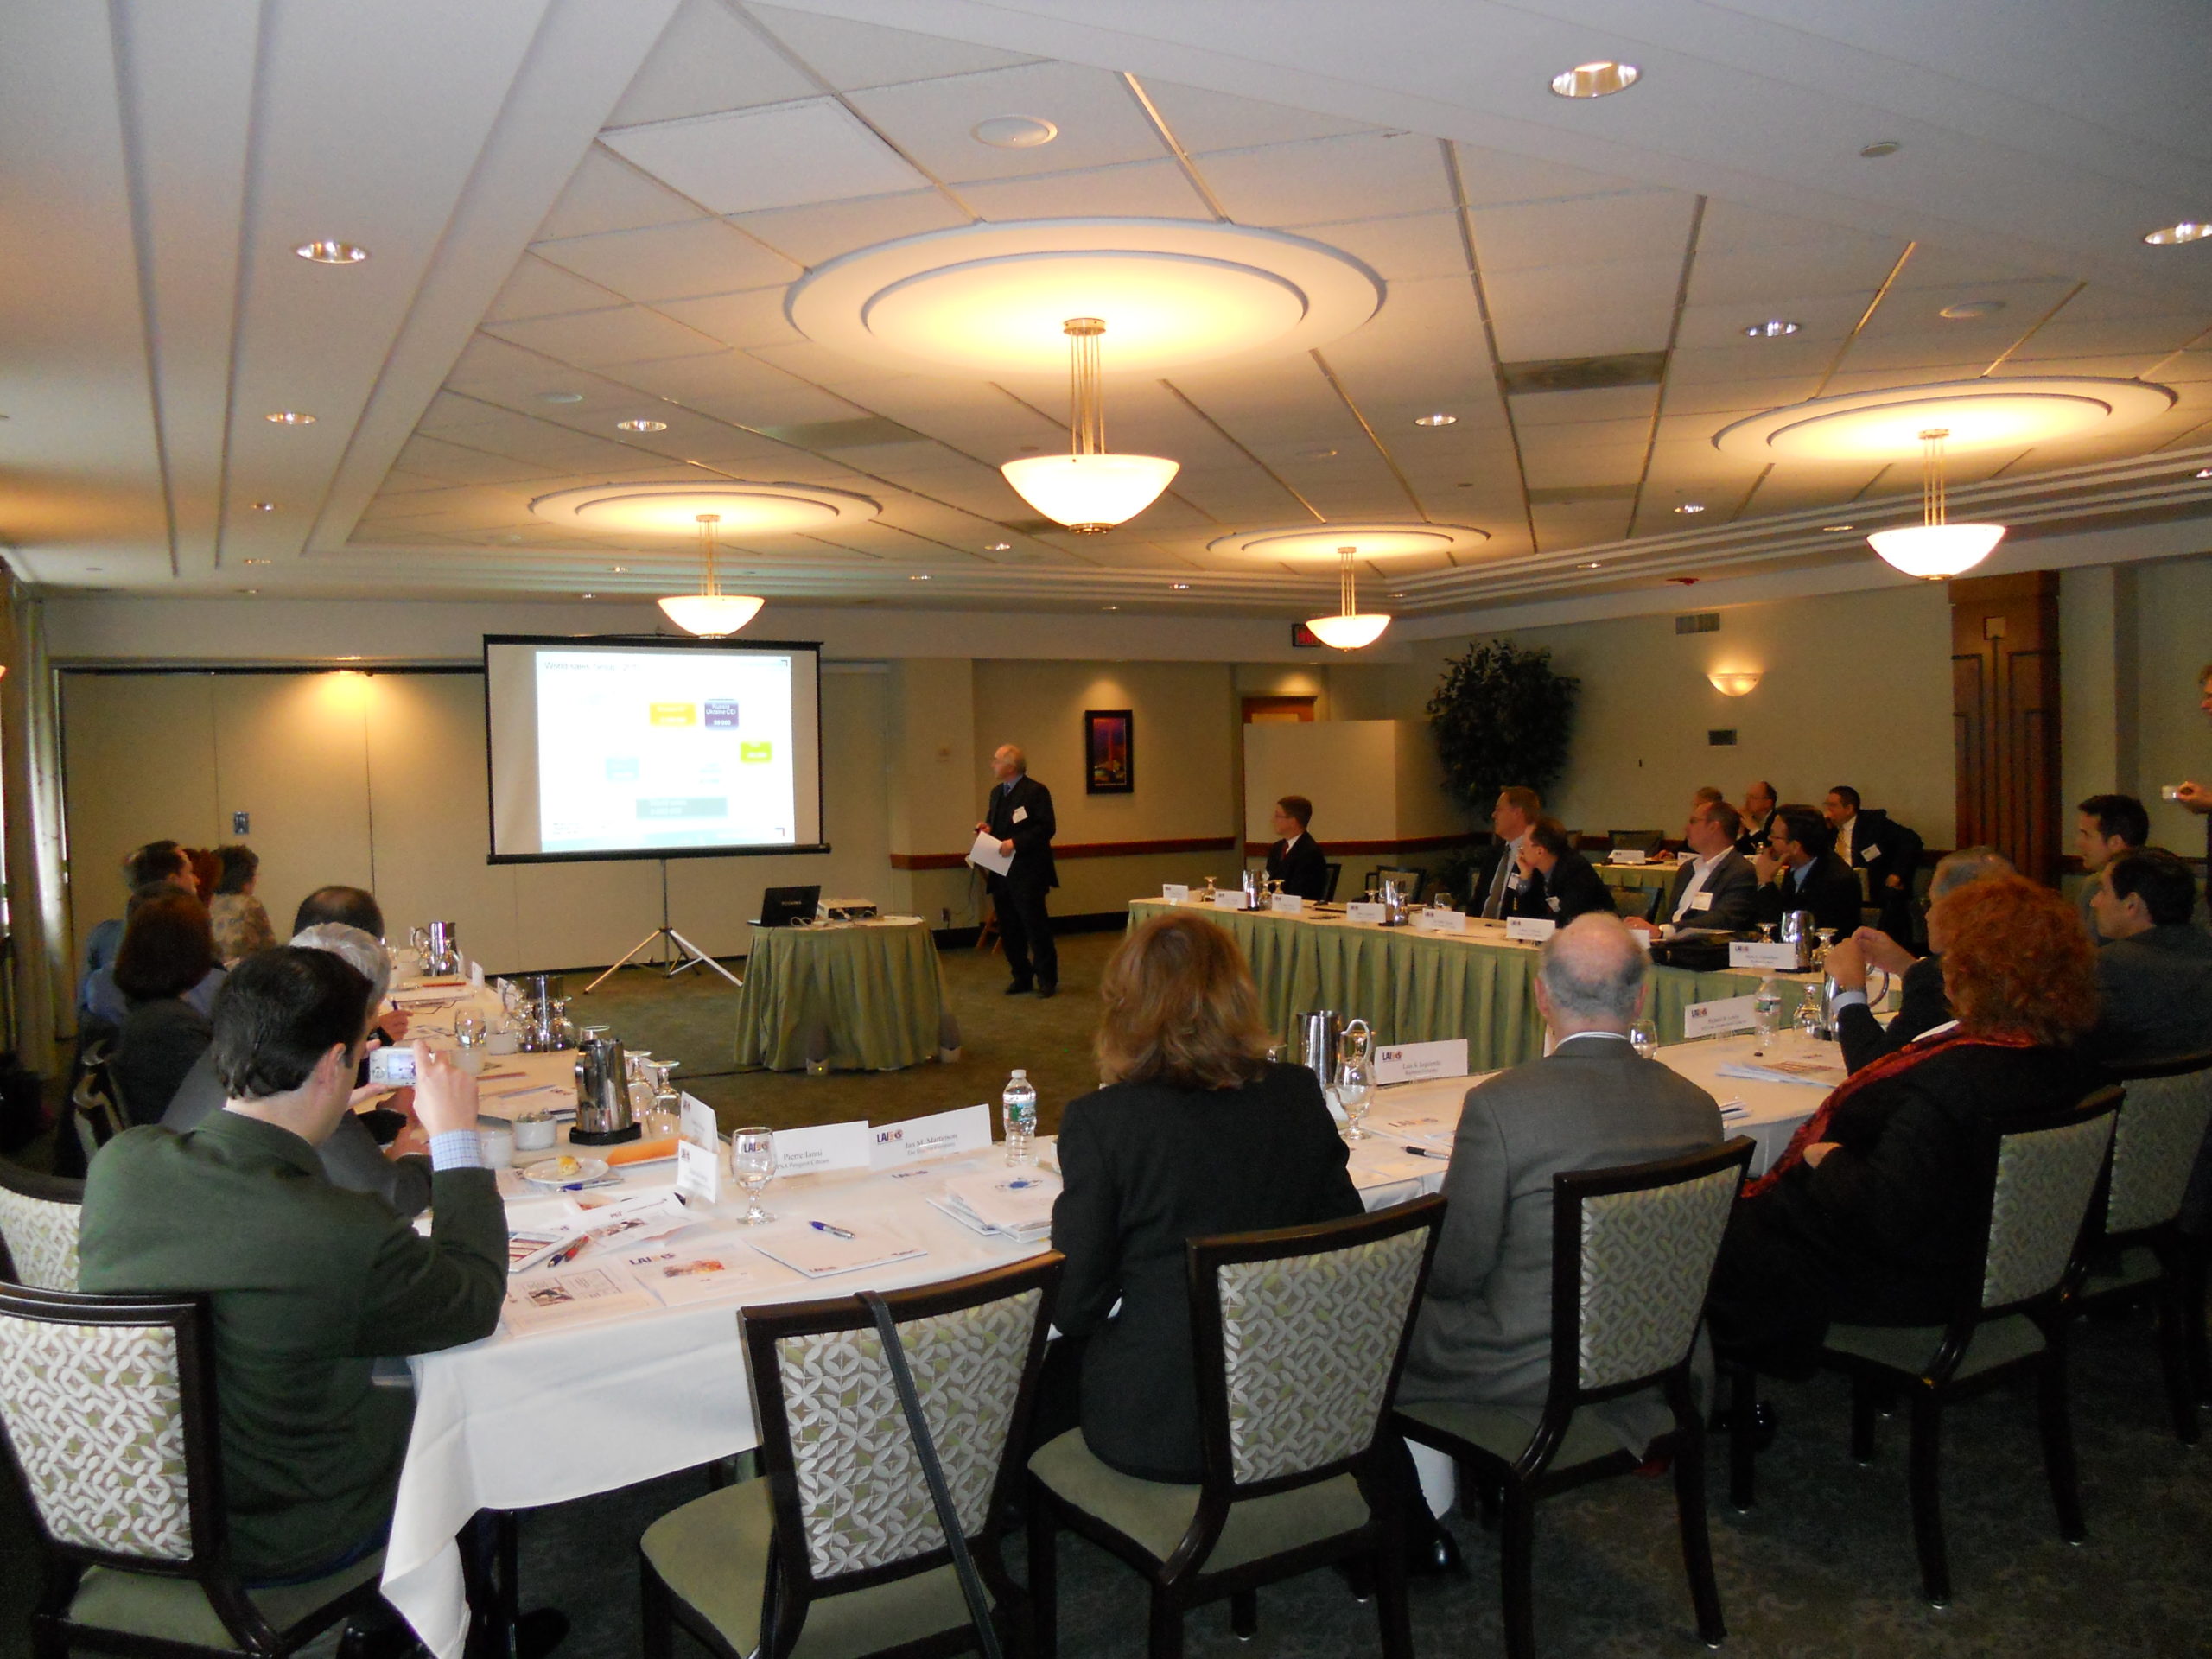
top-left (1467, 785), bottom-right (1542, 918)
top-left (1401, 914), bottom-right (1723, 1455)
top-left (978, 743), bottom-right (1059, 997)
top-left (1751, 804), bottom-right (1864, 937)
top-left (1627, 799), bottom-right (1759, 938)
top-left (1512, 817), bottom-right (1615, 924)
top-left (1824, 785), bottom-right (1923, 946)
top-left (1821, 847), bottom-right (2014, 1072)
top-left (1736, 780), bottom-right (1778, 857)
top-left (1262, 794), bottom-right (1331, 900)
top-left (2086, 848), bottom-right (2212, 1065)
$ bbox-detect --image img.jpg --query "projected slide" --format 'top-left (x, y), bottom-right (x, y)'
top-left (534, 649), bottom-right (798, 854)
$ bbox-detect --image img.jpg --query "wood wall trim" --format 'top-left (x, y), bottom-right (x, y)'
top-left (1240, 833), bottom-right (1480, 857)
top-left (890, 836), bottom-right (1238, 870)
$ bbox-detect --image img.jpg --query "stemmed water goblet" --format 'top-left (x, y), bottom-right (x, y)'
top-left (1337, 1053), bottom-right (1375, 1141)
top-left (731, 1126), bottom-right (777, 1225)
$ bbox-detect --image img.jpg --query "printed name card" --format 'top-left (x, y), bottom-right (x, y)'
top-left (1161, 884), bottom-right (1191, 904)
top-left (771, 1119), bottom-right (874, 1177)
top-left (675, 1093), bottom-right (720, 1207)
top-left (870, 1103), bottom-right (994, 1169)
top-left (1270, 893), bottom-right (1304, 914)
top-left (1609, 849), bottom-right (1648, 866)
top-left (1373, 1038), bottom-right (1470, 1086)
top-left (1344, 901), bottom-right (1388, 924)
top-left (1728, 941), bottom-right (1802, 971)
top-left (1414, 907), bottom-right (1466, 933)
top-left (1211, 889), bottom-right (1253, 911)
top-left (1504, 915), bottom-right (1557, 943)
top-left (1682, 995), bottom-right (1759, 1039)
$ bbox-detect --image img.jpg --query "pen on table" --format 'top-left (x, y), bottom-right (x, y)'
top-left (544, 1237), bottom-right (588, 1268)
top-left (808, 1220), bottom-right (857, 1240)
top-left (1402, 1145), bottom-right (1451, 1160)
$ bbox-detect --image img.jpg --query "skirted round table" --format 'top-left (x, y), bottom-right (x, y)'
top-left (732, 918), bottom-right (961, 1073)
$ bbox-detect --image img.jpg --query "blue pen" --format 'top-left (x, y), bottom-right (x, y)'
top-left (809, 1220), bottom-right (857, 1240)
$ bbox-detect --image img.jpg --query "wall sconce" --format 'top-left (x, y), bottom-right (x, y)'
top-left (1707, 670), bottom-right (1762, 696)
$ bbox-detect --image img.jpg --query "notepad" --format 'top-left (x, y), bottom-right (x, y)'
top-left (932, 1171), bottom-right (1059, 1242)
top-left (1717, 1058), bottom-right (1846, 1089)
top-left (746, 1221), bottom-right (928, 1280)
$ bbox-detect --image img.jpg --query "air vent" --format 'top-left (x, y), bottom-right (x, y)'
top-left (1527, 485), bottom-right (1637, 505)
top-left (754, 416), bottom-right (925, 449)
top-left (1708, 729), bottom-right (1738, 747)
top-left (1501, 351), bottom-right (1669, 396)
top-left (1675, 613), bottom-right (1721, 635)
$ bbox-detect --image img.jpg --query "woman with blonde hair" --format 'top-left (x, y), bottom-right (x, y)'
top-left (1047, 912), bottom-right (1362, 1481)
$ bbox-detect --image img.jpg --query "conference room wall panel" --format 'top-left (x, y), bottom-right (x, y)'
top-left (209, 673), bottom-right (378, 925)
top-left (2130, 555), bottom-right (2212, 853)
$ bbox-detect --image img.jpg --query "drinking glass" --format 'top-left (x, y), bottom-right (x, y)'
top-left (1795, 998), bottom-right (1826, 1042)
top-left (648, 1060), bottom-right (681, 1138)
top-left (1337, 1055), bottom-right (1374, 1141)
top-left (454, 1009), bottom-right (486, 1047)
top-left (1629, 1018), bottom-right (1659, 1061)
top-left (731, 1127), bottom-right (777, 1225)
top-left (1431, 891), bottom-right (1452, 912)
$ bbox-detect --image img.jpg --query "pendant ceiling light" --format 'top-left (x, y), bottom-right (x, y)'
top-left (1866, 428), bottom-right (2006, 580)
top-left (1001, 318), bottom-right (1179, 533)
top-left (1305, 545), bottom-right (1392, 651)
top-left (657, 513), bottom-right (765, 636)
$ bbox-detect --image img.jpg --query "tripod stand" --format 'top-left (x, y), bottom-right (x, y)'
top-left (585, 859), bottom-right (743, 993)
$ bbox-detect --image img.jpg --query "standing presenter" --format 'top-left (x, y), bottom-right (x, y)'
top-left (980, 744), bottom-right (1059, 998)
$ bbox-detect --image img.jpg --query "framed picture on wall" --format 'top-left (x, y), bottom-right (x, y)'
top-left (1084, 709), bottom-right (1134, 795)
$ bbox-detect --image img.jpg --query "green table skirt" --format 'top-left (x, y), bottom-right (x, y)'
top-left (734, 922), bottom-right (956, 1072)
top-left (1127, 900), bottom-right (1810, 1070)
top-left (1597, 864), bottom-right (1679, 894)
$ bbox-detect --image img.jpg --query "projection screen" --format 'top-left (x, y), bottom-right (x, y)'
top-left (484, 634), bottom-right (826, 863)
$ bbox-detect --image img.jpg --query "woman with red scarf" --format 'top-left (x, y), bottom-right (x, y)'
top-left (1708, 875), bottom-right (2101, 1376)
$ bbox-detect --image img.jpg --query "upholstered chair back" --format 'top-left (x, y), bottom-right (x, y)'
top-left (1573, 1161), bottom-right (1741, 1393)
top-left (0, 1164), bottom-right (84, 1292)
top-left (1982, 1110), bottom-right (2116, 1310)
top-left (2104, 1067), bottom-right (2212, 1236)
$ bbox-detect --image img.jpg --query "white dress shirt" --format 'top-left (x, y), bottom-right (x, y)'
top-left (1835, 813), bottom-right (1857, 865)
top-left (1481, 836), bottom-right (1527, 918)
top-left (1659, 847), bottom-right (1732, 936)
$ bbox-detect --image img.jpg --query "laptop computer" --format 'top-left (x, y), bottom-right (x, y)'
top-left (757, 885), bottom-right (821, 928)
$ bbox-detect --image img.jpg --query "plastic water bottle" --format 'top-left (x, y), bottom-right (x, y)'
top-left (1001, 1069), bottom-right (1038, 1166)
top-left (1752, 979), bottom-right (1783, 1051)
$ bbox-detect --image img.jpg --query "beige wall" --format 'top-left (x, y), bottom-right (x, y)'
top-left (1243, 720), bottom-right (1459, 845)
top-left (2129, 556), bottom-right (2212, 852)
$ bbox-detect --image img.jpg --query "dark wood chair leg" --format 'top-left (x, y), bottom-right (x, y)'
top-left (2153, 1274), bottom-right (2202, 1445)
top-left (640, 1560), bottom-right (675, 1659)
top-left (2036, 1341), bottom-right (2088, 1544)
top-left (1850, 1375), bottom-right (1879, 1464)
top-left (1906, 1394), bottom-right (1951, 1606)
top-left (1026, 1484), bottom-right (1059, 1659)
top-left (1668, 1395), bottom-right (1726, 1649)
top-left (1725, 1363), bottom-right (1758, 1510)
top-left (1338, 1556), bottom-right (1374, 1603)
top-left (1145, 1587), bottom-right (1185, 1659)
top-left (1499, 1487), bottom-right (1539, 1659)
top-left (1229, 1589), bottom-right (1257, 1640)
top-left (2183, 1243), bottom-right (2211, 1403)
top-left (1371, 1542), bottom-right (1415, 1659)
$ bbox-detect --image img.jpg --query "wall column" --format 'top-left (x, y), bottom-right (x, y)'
top-left (1950, 570), bottom-right (2062, 882)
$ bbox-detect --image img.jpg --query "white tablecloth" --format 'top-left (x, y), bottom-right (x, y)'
top-left (380, 1026), bottom-right (1833, 1654)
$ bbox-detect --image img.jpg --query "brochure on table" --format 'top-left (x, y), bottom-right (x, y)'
top-left (620, 1245), bottom-right (774, 1306)
top-left (501, 1268), bottom-right (657, 1333)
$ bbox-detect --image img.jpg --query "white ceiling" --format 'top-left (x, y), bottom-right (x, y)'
top-left (3, 0), bottom-right (2209, 620)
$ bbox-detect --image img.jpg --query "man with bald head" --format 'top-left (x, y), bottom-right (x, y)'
top-left (977, 743), bottom-right (1059, 996)
top-left (1401, 914), bottom-right (1724, 1457)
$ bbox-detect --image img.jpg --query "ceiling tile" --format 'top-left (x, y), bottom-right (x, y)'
top-left (534, 217), bottom-right (798, 302)
top-left (1469, 191), bottom-right (1697, 276)
top-left (1446, 143), bottom-right (1651, 208)
top-left (1510, 385), bottom-right (1661, 427)
top-left (1135, 78), bottom-right (1371, 153)
top-left (394, 435), bottom-right (561, 486)
top-left (1198, 132), bottom-right (1449, 227)
top-left (962, 157), bottom-right (1210, 221)
top-left (1487, 294), bottom-right (1676, 362)
top-left (654, 285), bottom-right (801, 349)
top-left (731, 188), bottom-right (969, 267)
top-left (534, 148), bottom-right (706, 242)
top-left (746, 3), bottom-right (1038, 91)
top-left (602, 99), bottom-right (928, 214)
top-left (485, 305), bottom-right (726, 366)
top-left (605, 0), bottom-right (819, 128)
top-left (846, 62), bottom-right (1166, 184)
top-left (1300, 211), bottom-right (1465, 281)
top-left (484, 254), bottom-right (625, 323)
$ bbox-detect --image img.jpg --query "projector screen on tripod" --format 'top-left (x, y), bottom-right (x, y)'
top-left (484, 634), bottom-right (826, 862)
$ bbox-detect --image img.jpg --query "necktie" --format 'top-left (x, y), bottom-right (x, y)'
top-left (1482, 848), bottom-right (1511, 918)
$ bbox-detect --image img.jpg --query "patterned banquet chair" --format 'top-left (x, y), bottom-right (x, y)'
top-left (1725, 1088), bottom-right (2121, 1606)
top-left (0, 1282), bottom-right (385, 1656)
top-left (639, 1254), bottom-right (1062, 1659)
top-left (1027, 1194), bottom-right (1446, 1659)
top-left (0, 1159), bottom-right (84, 1291)
top-left (1393, 1138), bottom-right (1753, 1659)
top-left (2067, 1053), bottom-right (2212, 1443)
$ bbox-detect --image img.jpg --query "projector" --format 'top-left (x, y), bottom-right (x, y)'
top-left (818, 898), bottom-right (880, 922)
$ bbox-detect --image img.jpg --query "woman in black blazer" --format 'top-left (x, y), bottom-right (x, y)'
top-left (1050, 912), bottom-right (1363, 1483)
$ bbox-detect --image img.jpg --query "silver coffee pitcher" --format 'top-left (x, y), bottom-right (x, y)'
top-left (425, 920), bottom-right (459, 976)
top-left (1378, 878), bottom-right (1408, 926)
top-left (1777, 909), bottom-right (1819, 970)
top-left (1296, 1011), bottom-right (1373, 1090)
top-left (571, 1025), bottom-right (639, 1145)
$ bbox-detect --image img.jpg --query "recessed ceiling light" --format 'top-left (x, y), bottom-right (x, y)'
top-left (984, 542), bottom-right (1012, 551)
top-left (242, 557), bottom-right (271, 566)
top-left (609, 564), bottom-right (628, 573)
top-left (249, 501), bottom-right (276, 512)
top-left (1103, 604), bottom-right (1119, 612)
top-left (1822, 523), bottom-right (1857, 531)
top-left (970, 114), bottom-right (1058, 149)
top-left (615, 418), bottom-right (668, 433)
top-left (1744, 319), bottom-right (1800, 338)
top-left (1549, 60), bottom-right (1639, 98)
top-left (294, 239), bottom-right (368, 264)
top-left (239, 588), bottom-right (258, 595)
top-left (265, 410), bottom-right (315, 425)
top-left (1578, 561), bottom-right (1605, 569)
top-left (1859, 140), bottom-right (1902, 159)
top-left (537, 391), bottom-right (586, 405)
top-left (1414, 412), bottom-right (1458, 427)
top-left (2144, 221), bottom-right (2211, 246)
top-left (2196, 468), bottom-right (2212, 479)
top-left (1675, 502), bottom-right (1707, 514)
top-left (1939, 299), bottom-right (2006, 320)
top-left (1389, 591), bottom-right (1407, 599)
top-left (910, 573), bottom-right (931, 581)
top-left (1169, 582), bottom-right (1191, 590)
top-left (579, 593), bottom-right (595, 600)
top-left (1300, 447), bottom-right (1339, 460)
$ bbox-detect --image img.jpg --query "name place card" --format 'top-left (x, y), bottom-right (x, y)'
top-left (771, 1119), bottom-right (873, 1177)
top-left (1373, 1038), bottom-right (1470, 1086)
top-left (1270, 893), bottom-right (1304, 914)
top-left (870, 1103), bottom-right (995, 1169)
top-left (1504, 915), bottom-right (1557, 943)
top-left (1682, 995), bottom-right (1759, 1039)
top-left (1344, 901), bottom-right (1388, 924)
top-left (1161, 884), bottom-right (1191, 904)
top-left (1414, 907), bottom-right (1466, 933)
top-left (675, 1093), bottom-right (720, 1207)
top-left (1727, 941), bottom-right (1802, 971)
top-left (1211, 889), bottom-right (1253, 912)
top-left (1609, 849), bottom-right (1648, 866)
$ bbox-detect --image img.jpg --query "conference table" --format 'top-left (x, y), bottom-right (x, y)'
top-left (1126, 896), bottom-right (1822, 1069)
top-left (378, 1011), bottom-right (1834, 1656)
top-left (730, 914), bottom-right (959, 1072)
top-left (1596, 861), bottom-right (1680, 910)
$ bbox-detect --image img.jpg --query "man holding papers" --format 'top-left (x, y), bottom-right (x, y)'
top-left (976, 743), bottom-right (1059, 997)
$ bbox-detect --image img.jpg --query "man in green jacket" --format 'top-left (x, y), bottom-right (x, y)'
top-left (79, 945), bottom-right (505, 1593)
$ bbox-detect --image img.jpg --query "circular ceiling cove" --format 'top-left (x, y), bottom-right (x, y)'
top-left (1209, 523), bottom-right (1491, 563)
top-left (529, 481), bottom-right (880, 537)
top-left (1713, 376), bottom-right (2175, 462)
